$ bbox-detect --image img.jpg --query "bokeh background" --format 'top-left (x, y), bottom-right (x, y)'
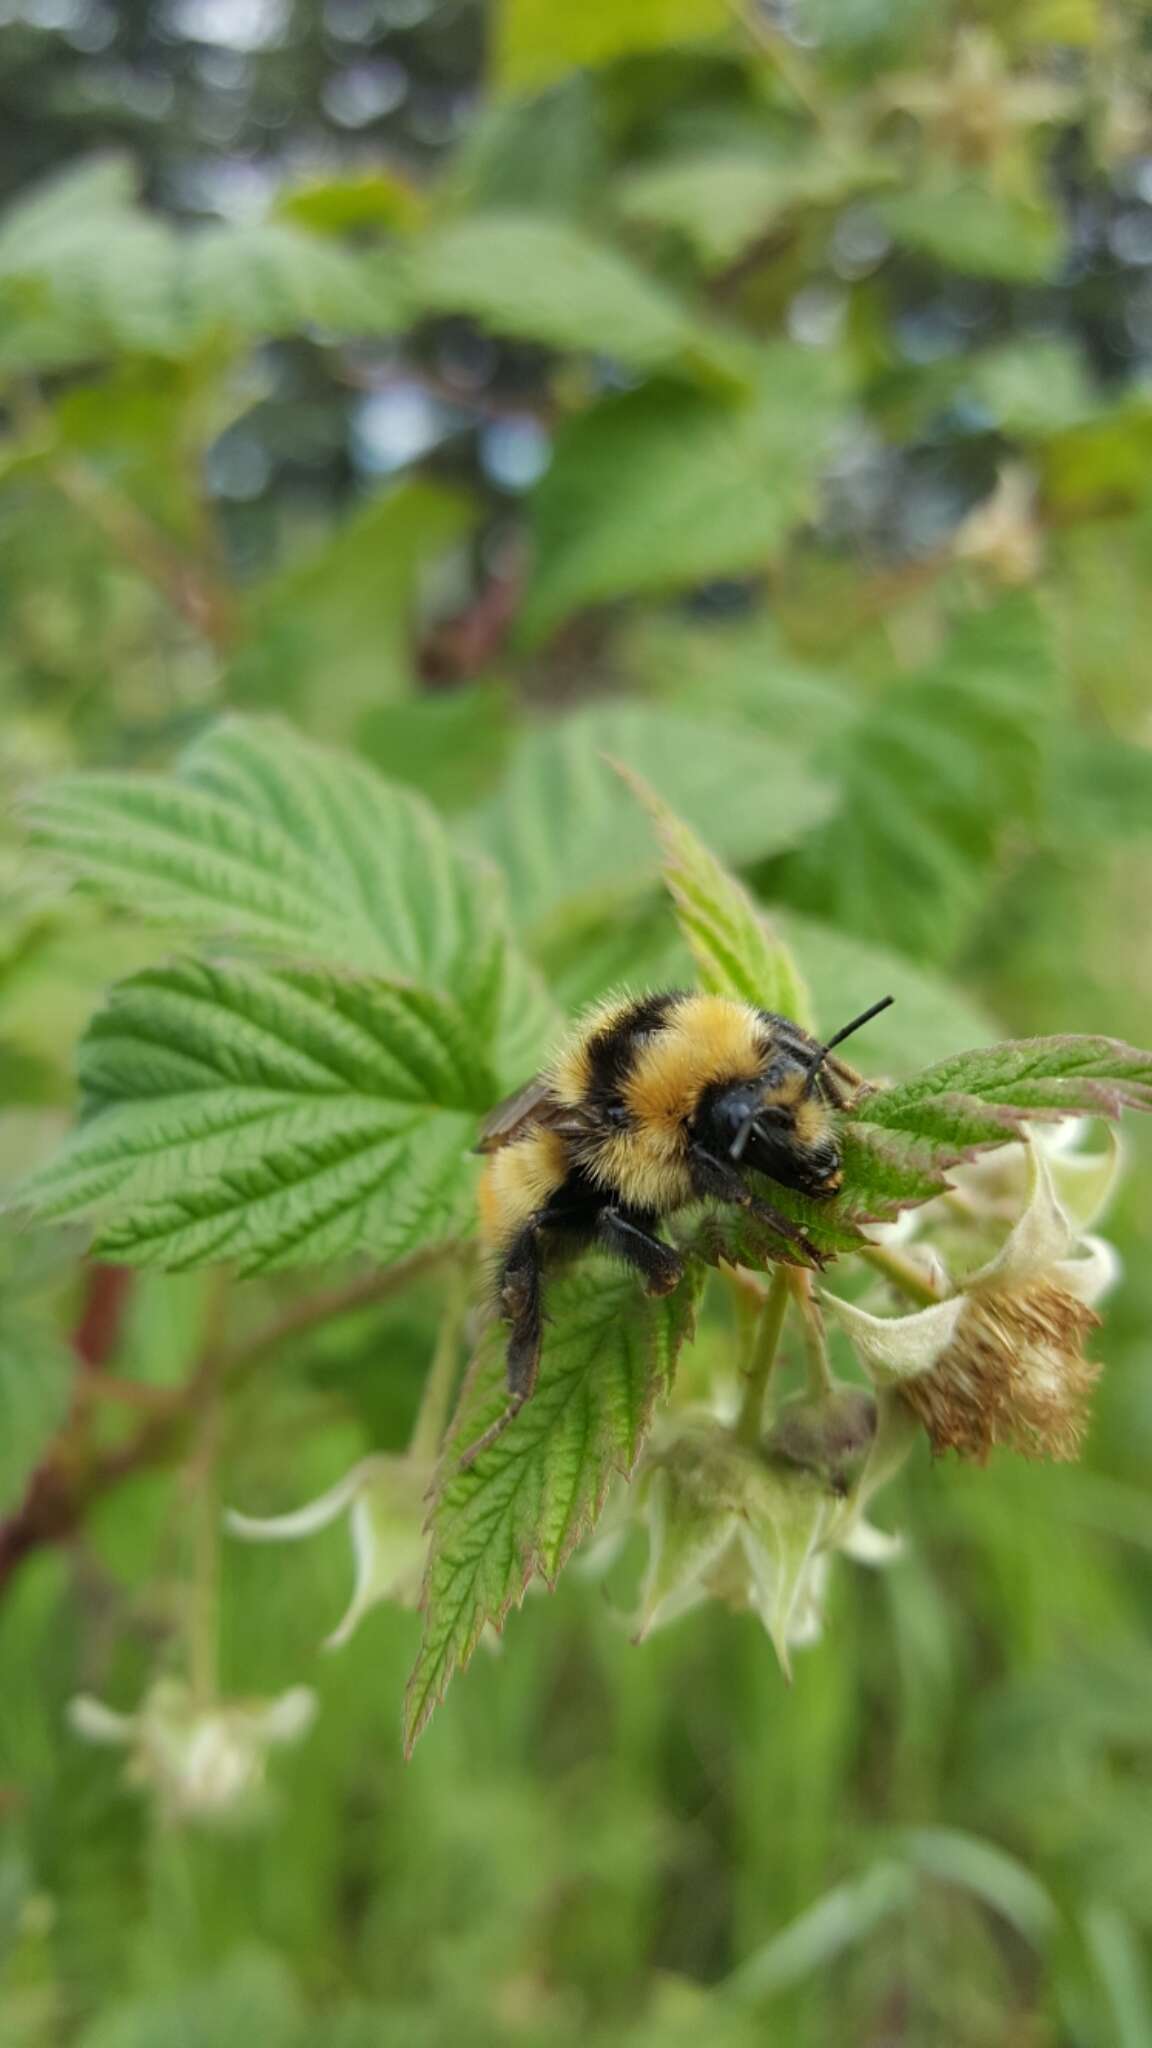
top-left (4, 1), bottom-right (1152, 2042)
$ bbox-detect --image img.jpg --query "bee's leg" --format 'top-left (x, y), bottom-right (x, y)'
top-left (458, 1222), bottom-right (544, 1469)
top-left (597, 1205), bottom-right (684, 1297)
top-left (688, 1145), bottom-right (825, 1268)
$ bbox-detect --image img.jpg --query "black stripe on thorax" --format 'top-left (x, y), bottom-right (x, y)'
top-left (584, 990), bottom-right (687, 1112)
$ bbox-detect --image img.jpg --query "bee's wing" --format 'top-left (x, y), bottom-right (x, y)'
top-left (474, 1077), bottom-right (595, 1155)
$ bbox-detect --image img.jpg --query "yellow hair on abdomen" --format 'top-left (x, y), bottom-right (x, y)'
top-left (479, 1128), bottom-right (569, 1248)
top-left (589, 995), bottom-right (765, 1213)
top-left (549, 994), bottom-right (636, 1107)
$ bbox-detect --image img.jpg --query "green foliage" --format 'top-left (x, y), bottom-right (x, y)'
top-left (618, 145), bottom-right (895, 268)
top-left (407, 213), bottom-right (742, 383)
top-left (877, 180), bottom-right (1061, 282)
top-left (21, 962), bottom-right (490, 1271)
top-left (618, 764), bottom-right (815, 1026)
top-left (469, 701), bottom-right (831, 937)
top-left (495, 0), bottom-right (730, 91)
top-left (777, 597), bottom-right (1057, 965)
top-left (406, 1263), bottom-right (698, 1751)
top-left (522, 357), bottom-right (843, 639)
top-left (25, 716), bottom-right (555, 1088)
top-left (5, 3), bottom-right (1152, 2042)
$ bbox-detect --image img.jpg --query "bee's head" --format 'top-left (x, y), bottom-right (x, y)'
top-left (698, 996), bottom-right (894, 1203)
top-left (698, 1067), bottom-right (844, 1199)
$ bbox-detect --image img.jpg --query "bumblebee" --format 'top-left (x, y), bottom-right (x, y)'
top-left (474, 990), bottom-right (892, 1448)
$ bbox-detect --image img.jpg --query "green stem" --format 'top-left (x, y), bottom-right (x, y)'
top-left (735, 1266), bottom-right (791, 1448)
top-left (408, 1256), bottom-right (472, 1467)
top-left (859, 1242), bottom-right (941, 1309)
top-left (790, 1270), bottom-right (835, 1401)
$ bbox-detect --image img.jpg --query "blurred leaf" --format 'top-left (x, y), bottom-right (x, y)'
top-left (624, 611), bottom-right (859, 747)
top-left (723, 1861), bottom-right (914, 2001)
top-left (228, 484), bottom-right (473, 729)
top-left (962, 338), bottom-right (1096, 438)
top-left (183, 222), bottom-right (407, 342)
top-left (899, 1827), bottom-right (1058, 1945)
top-left (877, 178), bottom-right (1061, 282)
top-left (468, 701), bottom-right (832, 936)
top-left (1046, 729), bottom-right (1152, 843)
top-left (274, 169), bottom-right (427, 236)
top-left (409, 212), bottom-right (746, 382)
top-left (79, 1948), bottom-right (303, 2048)
top-left (777, 910), bottom-right (996, 1071)
top-left (522, 354), bottom-right (844, 638)
top-left (20, 960), bottom-right (491, 1271)
top-left (25, 716), bottom-right (556, 1089)
top-left (448, 75), bottom-right (607, 217)
top-left (619, 766), bottom-right (814, 1025)
top-left (1041, 398), bottom-right (1152, 516)
top-left (0, 161), bottom-right (407, 371)
top-left (495, 0), bottom-right (730, 93)
top-left (405, 1262), bottom-right (698, 1749)
top-left (358, 682), bottom-right (515, 812)
top-left (0, 1300), bottom-right (72, 1518)
top-left (1081, 1905), bottom-right (1152, 2048)
top-left (618, 144), bottom-right (894, 267)
top-left (776, 596), bottom-right (1057, 965)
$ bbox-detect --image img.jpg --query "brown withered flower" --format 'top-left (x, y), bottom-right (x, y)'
top-left (828, 1138), bottom-right (1117, 1464)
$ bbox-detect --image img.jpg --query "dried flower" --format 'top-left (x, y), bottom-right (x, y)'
top-left (69, 1678), bottom-right (315, 1825)
top-left (227, 1454), bottom-right (429, 1649)
top-left (830, 1137), bottom-right (1116, 1462)
top-left (954, 464), bottom-right (1044, 587)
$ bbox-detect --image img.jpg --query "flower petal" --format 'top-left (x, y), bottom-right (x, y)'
top-left (68, 1695), bottom-right (137, 1746)
top-left (974, 1135), bottom-right (1074, 1289)
top-left (225, 1460), bottom-right (378, 1544)
top-left (1053, 1233), bottom-right (1122, 1308)
top-left (826, 1292), bottom-right (964, 1385)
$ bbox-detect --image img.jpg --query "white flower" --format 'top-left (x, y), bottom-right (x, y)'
top-left (69, 1678), bottom-right (315, 1824)
top-left (828, 1137), bottom-right (1115, 1462)
top-left (227, 1454), bottom-right (428, 1649)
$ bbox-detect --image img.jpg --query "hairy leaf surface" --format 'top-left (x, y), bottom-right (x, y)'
top-left (21, 960), bottom-right (494, 1271)
top-left (405, 1264), bottom-right (698, 1749)
top-left (26, 716), bottom-right (555, 1089)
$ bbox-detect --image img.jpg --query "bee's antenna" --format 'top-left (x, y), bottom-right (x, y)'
top-left (803, 995), bottom-right (894, 1095)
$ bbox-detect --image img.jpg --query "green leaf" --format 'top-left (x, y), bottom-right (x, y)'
top-left (961, 339), bottom-right (1096, 439)
top-left (182, 221), bottom-right (406, 343)
top-left (408, 212), bottom-right (744, 384)
top-left (227, 484), bottom-right (474, 730)
top-left (776, 596), bottom-right (1057, 965)
top-left (776, 911), bottom-right (996, 1073)
top-left (686, 1022), bottom-right (1152, 1271)
top-left (521, 356), bottom-right (843, 640)
top-left (0, 1302), bottom-right (73, 1518)
top-left (20, 959), bottom-right (493, 1272)
top-left (26, 715), bottom-right (556, 1090)
top-left (78, 1948), bottom-right (303, 2048)
top-left (617, 765), bottom-right (814, 1026)
top-left (467, 701), bottom-right (831, 938)
top-left (404, 1262), bottom-right (698, 1749)
top-left (618, 144), bottom-right (894, 268)
top-left (0, 160), bottom-right (407, 370)
top-left (495, 0), bottom-right (730, 93)
top-left (877, 179), bottom-right (1061, 283)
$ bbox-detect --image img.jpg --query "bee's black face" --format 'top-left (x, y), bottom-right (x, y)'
top-left (694, 1078), bottom-right (844, 1200)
